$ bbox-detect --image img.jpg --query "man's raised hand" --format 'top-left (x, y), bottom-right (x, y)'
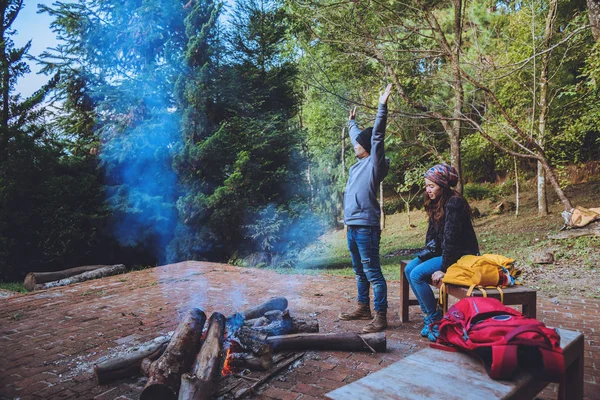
top-left (349, 106), bottom-right (357, 121)
top-left (379, 83), bottom-right (392, 105)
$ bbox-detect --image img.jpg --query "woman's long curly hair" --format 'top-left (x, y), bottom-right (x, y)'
top-left (424, 186), bottom-right (471, 228)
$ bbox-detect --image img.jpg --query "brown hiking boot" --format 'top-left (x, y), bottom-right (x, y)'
top-left (338, 302), bottom-right (372, 321)
top-left (362, 311), bottom-right (387, 333)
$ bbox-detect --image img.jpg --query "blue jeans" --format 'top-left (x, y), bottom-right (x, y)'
top-left (405, 256), bottom-right (443, 315)
top-left (347, 225), bottom-right (387, 312)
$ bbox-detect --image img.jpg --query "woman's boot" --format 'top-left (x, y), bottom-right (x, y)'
top-left (420, 314), bottom-right (432, 337)
top-left (427, 309), bottom-right (443, 342)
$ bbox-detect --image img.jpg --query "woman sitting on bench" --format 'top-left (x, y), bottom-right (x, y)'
top-left (405, 164), bottom-right (479, 341)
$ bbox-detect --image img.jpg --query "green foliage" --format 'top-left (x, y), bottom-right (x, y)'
top-left (463, 182), bottom-right (501, 201)
top-left (0, 282), bottom-right (26, 293)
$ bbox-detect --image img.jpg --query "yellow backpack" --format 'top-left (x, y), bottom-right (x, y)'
top-left (440, 254), bottom-right (521, 303)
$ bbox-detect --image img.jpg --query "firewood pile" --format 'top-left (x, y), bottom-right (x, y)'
top-left (92, 297), bottom-right (386, 400)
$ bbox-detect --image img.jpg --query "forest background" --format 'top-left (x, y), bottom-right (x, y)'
top-left (1, 0), bottom-right (599, 283)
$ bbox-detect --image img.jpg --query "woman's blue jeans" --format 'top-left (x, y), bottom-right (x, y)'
top-left (405, 256), bottom-right (443, 315)
top-left (347, 225), bottom-right (387, 312)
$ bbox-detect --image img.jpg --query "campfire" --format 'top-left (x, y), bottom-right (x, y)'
top-left (92, 297), bottom-right (386, 399)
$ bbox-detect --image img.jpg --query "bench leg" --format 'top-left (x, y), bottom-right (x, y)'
top-left (400, 261), bottom-right (409, 322)
top-left (564, 333), bottom-right (584, 400)
top-left (521, 293), bottom-right (537, 319)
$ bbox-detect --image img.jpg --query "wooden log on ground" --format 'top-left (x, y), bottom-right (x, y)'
top-left (178, 312), bottom-right (226, 400)
top-left (232, 327), bottom-right (270, 357)
top-left (140, 309), bottom-right (207, 400)
top-left (249, 310), bottom-right (293, 336)
top-left (35, 264), bottom-right (127, 290)
top-left (24, 264), bottom-right (115, 291)
top-left (548, 223), bottom-right (600, 239)
top-left (266, 332), bottom-right (386, 353)
top-left (241, 297), bottom-right (288, 320)
top-left (94, 334), bottom-right (171, 384)
top-left (227, 352), bottom-right (273, 371)
top-left (245, 315), bottom-right (319, 334)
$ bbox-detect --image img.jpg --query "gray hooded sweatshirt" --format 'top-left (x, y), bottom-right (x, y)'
top-left (343, 102), bottom-right (389, 227)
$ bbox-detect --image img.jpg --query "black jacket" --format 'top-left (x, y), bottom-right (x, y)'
top-left (425, 196), bottom-right (479, 272)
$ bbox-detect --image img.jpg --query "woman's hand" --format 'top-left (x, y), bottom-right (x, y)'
top-left (431, 270), bottom-right (445, 288)
top-left (379, 83), bottom-right (392, 104)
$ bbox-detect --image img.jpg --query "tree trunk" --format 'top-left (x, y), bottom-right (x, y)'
top-left (266, 332), bottom-right (386, 353)
top-left (450, 0), bottom-right (465, 195)
top-left (514, 157), bottom-right (520, 217)
top-left (94, 335), bottom-right (171, 384)
top-left (588, 0), bottom-right (600, 41)
top-left (178, 312), bottom-right (226, 400)
top-left (541, 159), bottom-right (573, 211)
top-left (140, 308), bottom-right (207, 400)
top-left (536, 0), bottom-right (557, 216)
top-left (25, 265), bottom-right (113, 291)
top-left (35, 265), bottom-right (127, 290)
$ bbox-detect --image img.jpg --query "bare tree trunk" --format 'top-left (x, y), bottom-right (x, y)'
top-left (514, 157), bottom-right (520, 217)
top-left (450, 0), bottom-right (465, 195)
top-left (588, 0), bottom-right (600, 41)
top-left (536, 0), bottom-right (557, 216)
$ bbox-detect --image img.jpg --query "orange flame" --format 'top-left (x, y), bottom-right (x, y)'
top-left (221, 348), bottom-right (232, 376)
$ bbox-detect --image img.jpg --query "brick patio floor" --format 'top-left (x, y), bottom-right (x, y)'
top-left (0, 261), bottom-right (598, 400)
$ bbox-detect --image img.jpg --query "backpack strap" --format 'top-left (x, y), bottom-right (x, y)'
top-left (466, 285), bottom-right (488, 297)
top-left (538, 348), bottom-right (565, 383)
top-left (489, 344), bottom-right (518, 379)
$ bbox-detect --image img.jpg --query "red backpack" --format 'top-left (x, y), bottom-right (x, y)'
top-left (434, 297), bottom-right (564, 383)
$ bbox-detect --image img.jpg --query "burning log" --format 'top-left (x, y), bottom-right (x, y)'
top-left (178, 312), bottom-right (226, 400)
top-left (266, 332), bottom-right (386, 353)
top-left (231, 327), bottom-right (271, 357)
top-left (245, 312), bottom-right (319, 334)
top-left (140, 309), bottom-right (207, 400)
top-left (227, 352), bottom-right (273, 372)
top-left (245, 310), bottom-right (319, 335)
top-left (35, 264), bottom-right (127, 290)
top-left (240, 297), bottom-right (288, 320)
top-left (93, 334), bottom-right (171, 384)
top-left (24, 264), bottom-right (113, 291)
top-left (247, 310), bottom-right (293, 336)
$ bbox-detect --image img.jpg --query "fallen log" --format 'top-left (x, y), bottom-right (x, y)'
top-left (35, 264), bottom-right (127, 290)
top-left (266, 332), bottom-right (386, 353)
top-left (140, 309), bottom-right (207, 400)
top-left (178, 312), bottom-right (226, 400)
top-left (548, 222), bottom-right (600, 239)
top-left (94, 334), bottom-right (171, 384)
top-left (24, 264), bottom-right (111, 291)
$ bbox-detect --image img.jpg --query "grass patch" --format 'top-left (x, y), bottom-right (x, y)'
top-left (0, 282), bottom-right (27, 293)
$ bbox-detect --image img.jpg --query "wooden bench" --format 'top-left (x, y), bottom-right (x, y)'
top-left (326, 328), bottom-right (584, 400)
top-left (399, 260), bottom-right (537, 322)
